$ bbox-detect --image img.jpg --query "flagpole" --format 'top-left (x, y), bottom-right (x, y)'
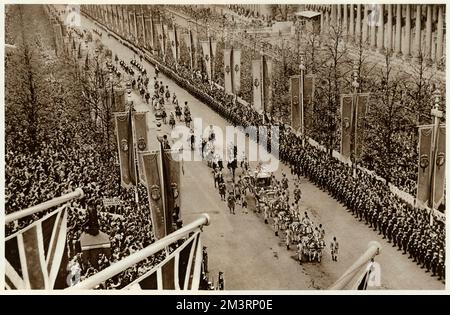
top-left (351, 64), bottom-right (359, 178)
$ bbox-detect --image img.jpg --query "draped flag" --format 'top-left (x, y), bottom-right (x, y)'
top-left (163, 24), bottom-right (168, 60)
top-left (303, 75), bottom-right (315, 131)
top-left (223, 48), bottom-right (233, 94)
top-left (115, 111), bottom-right (136, 188)
top-left (201, 41), bottom-right (212, 81)
top-left (155, 23), bottom-right (164, 57)
top-left (124, 232), bottom-right (202, 290)
top-left (433, 125), bottom-right (445, 209)
top-left (162, 149), bottom-right (181, 235)
top-left (416, 125), bottom-right (433, 206)
top-left (168, 29), bottom-right (177, 61)
top-left (252, 59), bottom-right (263, 114)
top-left (355, 93), bottom-right (369, 158)
top-left (174, 25), bottom-right (180, 62)
top-left (340, 94), bottom-right (353, 158)
top-left (133, 112), bottom-right (148, 184)
top-left (290, 75), bottom-right (301, 132)
top-left (113, 88), bottom-right (126, 112)
top-left (5, 207), bottom-right (69, 289)
top-left (141, 151), bottom-right (167, 239)
top-left (210, 39), bottom-right (217, 79)
top-left (232, 48), bottom-right (241, 94)
top-left (262, 55), bottom-right (273, 115)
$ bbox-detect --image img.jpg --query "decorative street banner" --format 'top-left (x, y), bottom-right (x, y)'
top-left (252, 59), bottom-right (263, 113)
top-left (201, 40), bottom-right (212, 81)
top-left (141, 151), bottom-right (166, 240)
top-left (340, 94), bottom-right (353, 158)
top-left (163, 24), bottom-right (168, 59)
top-left (210, 40), bottom-right (217, 78)
top-left (183, 32), bottom-right (193, 69)
top-left (175, 26), bottom-right (180, 62)
top-left (133, 112), bottom-right (148, 183)
top-left (113, 88), bottom-right (125, 112)
top-left (416, 125), bottom-right (433, 206)
top-left (263, 55), bottom-right (273, 115)
top-left (168, 29), bottom-right (177, 61)
top-left (191, 30), bottom-right (198, 69)
top-left (155, 23), bottom-right (165, 57)
top-left (223, 48), bottom-right (232, 94)
top-left (162, 150), bottom-right (181, 235)
top-left (303, 75), bottom-right (315, 130)
top-left (232, 48), bottom-right (241, 94)
top-left (115, 112), bottom-right (136, 188)
top-left (355, 93), bottom-right (370, 159)
top-left (290, 75), bottom-right (301, 132)
top-left (433, 125), bottom-right (446, 209)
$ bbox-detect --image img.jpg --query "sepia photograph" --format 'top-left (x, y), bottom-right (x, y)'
top-left (2, 1), bottom-right (446, 292)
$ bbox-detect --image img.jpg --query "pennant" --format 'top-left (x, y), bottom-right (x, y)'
top-left (5, 207), bottom-right (69, 289)
top-left (141, 151), bottom-right (167, 239)
top-left (232, 48), bottom-right (241, 94)
top-left (355, 93), bottom-right (370, 159)
top-left (223, 48), bottom-right (233, 94)
top-left (433, 125), bottom-right (445, 209)
top-left (416, 125), bottom-right (433, 206)
top-left (201, 41), bottom-right (212, 81)
top-left (263, 56), bottom-right (273, 115)
top-left (115, 112), bottom-right (136, 188)
top-left (133, 112), bottom-right (148, 183)
top-left (162, 149), bottom-right (181, 235)
top-left (290, 75), bottom-right (301, 132)
top-left (340, 94), bottom-right (354, 158)
top-left (124, 232), bottom-right (201, 290)
top-left (252, 59), bottom-right (263, 114)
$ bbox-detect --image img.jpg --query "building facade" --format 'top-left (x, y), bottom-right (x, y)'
top-left (305, 4), bottom-right (445, 67)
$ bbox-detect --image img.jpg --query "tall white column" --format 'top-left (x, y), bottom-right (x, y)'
top-left (414, 5), bottom-right (422, 58)
top-left (377, 4), bottom-right (385, 52)
top-left (386, 4), bottom-right (393, 52)
top-left (356, 4), bottom-right (362, 41)
top-left (370, 6), bottom-right (377, 50)
top-left (436, 5), bottom-right (444, 63)
top-left (425, 5), bottom-right (433, 61)
top-left (362, 5), bottom-right (369, 44)
top-left (394, 4), bottom-right (402, 56)
top-left (405, 4), bottom-right (412, 57)
top-left (349, 4), bottom-right (354, 40)
top-left (343, 4), bottom-right (348, 36)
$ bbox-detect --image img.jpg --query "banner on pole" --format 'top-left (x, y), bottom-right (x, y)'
top-left (340, 94), bottom-right (353, 158)
top-left (416, 125), bottom-right (433, 207)
top-left (252, 59), bottom-right (263, 114)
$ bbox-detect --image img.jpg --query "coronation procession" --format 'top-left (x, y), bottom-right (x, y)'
top-left (3, 3), bottom-right (446, 291)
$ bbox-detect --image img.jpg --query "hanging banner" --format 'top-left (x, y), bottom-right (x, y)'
top-left (433, 125), bottom-right (446, 209)
top-left (133, 112), bottom-right (148, 184)
top-left (223, 48), bottom-right (233, 94)
top-left (115, 112), bottom-right (136, 188)
top-left (155, 23), bottom-right (164, 57)
top-left (141, 151), bottom-right (166, 240)
top-left (191, 30), bottom-right (198, 69)
top-left (113, 88), bottom-right (126, 112)
top-left (263, 56), bottom-right (273, 115)
top-left (340, 94), bottom-right (353, 159)
top-left (168, 30), bottom-right (177, 61)
top-left (416, 125), bottom-right (433, 207)
top-left (210, 40), bottom-right (217, 79)
top-left (201, 40), bottom-right (212, 81)
top-left (162, 150), bottom-right (181, 235)
top-left (355, 93), bottom-right (370, 159)
top-left (303, 75), bottom-right (315, 130)
top-left (232, 48), bottom-right (241, 94)
top-left (252, 59), bottom-right (263, 114)
top-left (290, 75), bottom-right (301, 132)
top-left (174, 26), bottom-right (180, 61)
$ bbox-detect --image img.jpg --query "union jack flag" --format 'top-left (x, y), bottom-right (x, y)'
top-left (5, 206), bottom-right (69, 289)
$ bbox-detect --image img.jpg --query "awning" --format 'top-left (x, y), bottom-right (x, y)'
top-left (295, 11), bottom-right (322, 19)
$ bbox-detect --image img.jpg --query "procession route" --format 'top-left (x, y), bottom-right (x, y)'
top-left (78, 12), bottom-right (444, 290)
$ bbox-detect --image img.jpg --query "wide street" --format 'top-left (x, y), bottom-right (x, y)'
top-left (79, 12), bottom-right (444, 290)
